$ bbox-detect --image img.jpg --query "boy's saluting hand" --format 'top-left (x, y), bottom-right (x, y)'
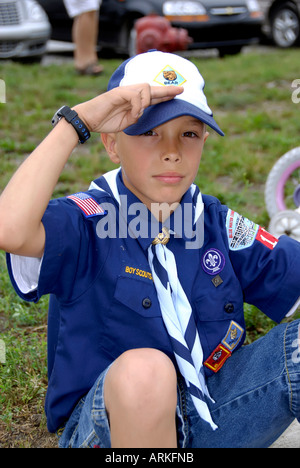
top-left (74, 84), bottom-right (183, 134)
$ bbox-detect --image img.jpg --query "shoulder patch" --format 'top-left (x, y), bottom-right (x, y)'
top-left (256, 227), bottom-right (278, 250)
top-left (226, 210), bottom-right (259, 251)
top-left (67, 192), bottom-right (106, 218)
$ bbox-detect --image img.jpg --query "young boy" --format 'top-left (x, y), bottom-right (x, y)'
top-left (0, 50), bottom-right (300, 448)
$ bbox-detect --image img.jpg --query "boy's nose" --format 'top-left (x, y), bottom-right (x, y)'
top-left (161, 140), bottom-right (181, 163)
top-left (162, 152), bottom-right (181, 163)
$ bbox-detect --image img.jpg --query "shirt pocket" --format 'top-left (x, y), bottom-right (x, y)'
top-left (114, 276), bottom-right (161, 318)
top-left (194, 283), bottom-right (245, 354)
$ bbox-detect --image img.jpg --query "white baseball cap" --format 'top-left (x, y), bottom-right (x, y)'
top-left (107, 50), bottom-right (224, 136)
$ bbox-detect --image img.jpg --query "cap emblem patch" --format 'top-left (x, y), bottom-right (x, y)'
top-left (154, 65), bottom-right (186, 86)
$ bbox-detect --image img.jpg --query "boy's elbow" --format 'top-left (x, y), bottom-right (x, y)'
top-left (0, 206), bottom-right (17, 252)
top-left (0, 221), bottom-right (45, 257)
top-left (0, 223), bottom-right (24, 254)
top-left (0, 215), bottom-right (30, 254)
top-left (0, 221), bottom-right (10, 251)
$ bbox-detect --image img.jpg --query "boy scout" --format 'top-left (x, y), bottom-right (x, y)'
top-left (0, 51), bottom-right (300, 448)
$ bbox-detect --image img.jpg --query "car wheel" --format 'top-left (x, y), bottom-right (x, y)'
top-left (270, 3), bottom-right (300, 47)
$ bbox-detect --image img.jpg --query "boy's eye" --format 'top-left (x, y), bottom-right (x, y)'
top-left (183, 131), bottom-right (198, 138)
top-left (141, 130), bottom-right (156, 136)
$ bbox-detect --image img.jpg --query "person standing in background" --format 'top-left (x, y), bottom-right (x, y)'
top-left (63, 0), bottom-right (104, 75)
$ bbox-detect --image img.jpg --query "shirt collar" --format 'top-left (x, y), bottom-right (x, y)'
top-left (116, 171), bottom-right (197, 251)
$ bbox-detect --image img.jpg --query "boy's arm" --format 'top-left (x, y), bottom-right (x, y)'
top-left (0, 119), bottom-right (77, 258)
top-left (0, 84), bottom-right (182, 258)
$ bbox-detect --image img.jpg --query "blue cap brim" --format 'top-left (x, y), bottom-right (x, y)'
top-left (124, 99), bottom-right (224, 137)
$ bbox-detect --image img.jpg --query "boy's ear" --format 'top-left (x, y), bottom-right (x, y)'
top-left (101, 133), bottom-right (120, 164)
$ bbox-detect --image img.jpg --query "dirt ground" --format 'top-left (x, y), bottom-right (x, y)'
top-left (0, 413), bottom-right (57, 448)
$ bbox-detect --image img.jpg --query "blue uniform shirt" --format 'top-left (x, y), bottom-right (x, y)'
top-left (6, 169), bottom-right (300, 433)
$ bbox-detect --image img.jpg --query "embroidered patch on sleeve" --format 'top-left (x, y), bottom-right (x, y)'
top-left (67, 192), bottom-right (106, 218)
top-left (256, 227), bottom-right (278, 250)
top-left (204, 321), bottom-right (245, 373)
top-left (226, 210), bottom-right (259, 251)
top-left (222, 321), bottom-right (244, 351)
top-left (204, 344), bottom-right (231, 373)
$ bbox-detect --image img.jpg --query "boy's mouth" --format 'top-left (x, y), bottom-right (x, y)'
top-left (153, 172), bottom-right (184, 184)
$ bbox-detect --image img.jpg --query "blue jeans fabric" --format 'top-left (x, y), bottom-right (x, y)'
top-left (58, 320), bottom-right (300, 448)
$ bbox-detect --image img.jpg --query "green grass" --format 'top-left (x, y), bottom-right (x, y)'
top-left (0, 48), bottom-right (300, 447)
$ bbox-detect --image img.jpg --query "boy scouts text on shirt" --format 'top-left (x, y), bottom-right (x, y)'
top-left (125, 266), bottom-right (153, 281)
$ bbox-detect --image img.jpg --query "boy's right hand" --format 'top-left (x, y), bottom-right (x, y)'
top-left (73, 84), bottom-right (184, 134)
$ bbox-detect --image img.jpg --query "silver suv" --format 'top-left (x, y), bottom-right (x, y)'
top-left (0, 0), bottom-right (51, 61)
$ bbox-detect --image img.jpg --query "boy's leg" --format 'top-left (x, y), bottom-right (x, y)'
top-left (104, 348), bottom-right (178, 448)
top-left (58, 348), bottom-right (178, 448)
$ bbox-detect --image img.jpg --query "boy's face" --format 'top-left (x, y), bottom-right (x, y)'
top-left (102, 116), bottom-right (208, 215)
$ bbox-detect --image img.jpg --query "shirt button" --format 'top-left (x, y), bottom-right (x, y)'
top-left (224, 303), bottom-right (234, 314)
top-left (142, 297), bottom-right (152, 309)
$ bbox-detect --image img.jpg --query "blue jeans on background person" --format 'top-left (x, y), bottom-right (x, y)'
top-left (58, 320), bottom-right (300, 448)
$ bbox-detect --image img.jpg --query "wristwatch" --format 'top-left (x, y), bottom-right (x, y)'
top-left (52, 106), bottom-right (90, 144)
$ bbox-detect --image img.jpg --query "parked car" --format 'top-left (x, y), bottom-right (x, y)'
top-left (0, 0), bottom-right (51, 61)
top-left (37, 0), bottom-right (263, 57)
top-left (259, 0), bottom-right (300, 47)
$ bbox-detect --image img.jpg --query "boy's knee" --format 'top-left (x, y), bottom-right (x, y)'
top-left (104, 348), bottom-right (177, 413)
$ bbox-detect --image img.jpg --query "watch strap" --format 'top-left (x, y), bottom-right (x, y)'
top-left (52, 106), bottom-right (90, 144)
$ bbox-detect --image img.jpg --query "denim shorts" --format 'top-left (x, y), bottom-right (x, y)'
top-left (58, 320), bottom-right (300, 448)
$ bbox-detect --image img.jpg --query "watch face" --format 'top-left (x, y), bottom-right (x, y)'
top-left (51, 106), bottom-right (67, 127)
top-left (51, 113), bottom-right (61, 126)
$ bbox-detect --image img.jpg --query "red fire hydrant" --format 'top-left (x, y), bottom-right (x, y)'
top-left (135, 15), bottom-right (193, 55)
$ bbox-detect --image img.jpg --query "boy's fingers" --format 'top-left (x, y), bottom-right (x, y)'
top-left (75, 84), bottom-right (184, 133)
top-left (125, 84), bottom-right (184, 127)
top-left (149, 85), bottom-right (184, 105)
top-left (130, 88), bottom-right (150, 119)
